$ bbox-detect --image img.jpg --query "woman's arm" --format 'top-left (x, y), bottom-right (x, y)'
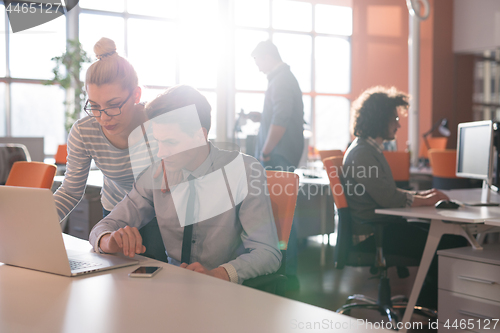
top-left (53, 121), bottom-right (92, 221)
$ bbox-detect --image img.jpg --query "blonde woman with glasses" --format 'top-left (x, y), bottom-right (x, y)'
top-left (53, 37), bottom-right (150, 220)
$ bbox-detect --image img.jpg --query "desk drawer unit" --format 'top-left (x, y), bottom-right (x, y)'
top-left (438, 290), bottom-right (500, 333)
top-left (438, 245), bottom-right (500, 333)
top-left (439, 256), bottom-right (500, 301)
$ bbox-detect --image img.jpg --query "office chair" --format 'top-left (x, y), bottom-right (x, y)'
top-left (242, 170), bottom-right (299, 295)
top-left (0, 144), bottom-right (31, 185)
top-left (419, 137), bottom-right (447, 160)
top-left (322, 156), bottom-right (436, 325)
top-left (5, 161), bottom-right (57, 189)
top-left (54, 144), bottom-right (68, 165)
top-left (428, 149), bottom-right (478, 190)
top-left (383, 151), bottom-right (411, 190)
top-left (318, 149), bottom-right (343, 163)
top-left (53, 144), bottom-right (68, 176)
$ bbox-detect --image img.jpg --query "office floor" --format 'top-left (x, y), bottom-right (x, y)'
top-left (286, 237), bottom-right (435, 333)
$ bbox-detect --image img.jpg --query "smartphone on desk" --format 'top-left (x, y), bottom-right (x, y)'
top-left (129, 266), bottom-right (162, 278)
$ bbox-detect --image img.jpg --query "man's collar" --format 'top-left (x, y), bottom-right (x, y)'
top-left (267, 62), bottom-right (286, 79)
top-left (365, 137), bottom-right (384, 154)
top-left (182, 142), bottom-right (216, 180)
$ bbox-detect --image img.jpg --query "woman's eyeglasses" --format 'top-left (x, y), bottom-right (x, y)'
top-left (83, 91), bottom-right (133, 118)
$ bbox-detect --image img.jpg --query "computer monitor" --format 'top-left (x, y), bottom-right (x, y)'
top-left (456, 120), bottom-right (494, 203)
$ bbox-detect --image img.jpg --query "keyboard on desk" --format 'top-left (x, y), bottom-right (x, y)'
top-left (69, 259), bottom-right (103, 271)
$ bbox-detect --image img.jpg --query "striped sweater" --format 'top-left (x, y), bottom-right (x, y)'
top-left (53, 116), bottom-right (155, 221)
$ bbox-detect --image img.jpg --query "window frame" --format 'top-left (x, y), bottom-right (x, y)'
top-left (0, 0), bottom-right (353, 156)
top-left (232, 0), bottom-right (353, 149)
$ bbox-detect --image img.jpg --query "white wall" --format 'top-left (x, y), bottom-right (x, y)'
top-left (454, 0), bottom-right (500, 53)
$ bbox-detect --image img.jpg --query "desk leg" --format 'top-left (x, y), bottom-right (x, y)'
top-left (461, 225), bottom-right (483, 250)
top-left (400, 219), bottom-right (467, 332)
top-left (476, 226), bottom-right (500, 247)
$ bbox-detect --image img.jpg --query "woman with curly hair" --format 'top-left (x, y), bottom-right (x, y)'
top-left (342, 86), bottom-right (466, 308)
top-left (345, 86), bottom-right (447, 226)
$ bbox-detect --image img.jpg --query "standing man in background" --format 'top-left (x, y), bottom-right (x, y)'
top-left (248, 40), bottom-right (304, 289)
top-left (249, 40), bottom-right (304, 172)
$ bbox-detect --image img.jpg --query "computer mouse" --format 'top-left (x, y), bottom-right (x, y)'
top-left (435, 200), bottom-right (460, 209)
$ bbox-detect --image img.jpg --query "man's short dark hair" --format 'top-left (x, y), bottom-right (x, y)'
top-left (251, 40), bottom-right (282, 62)
top-left (146, 85), bottom-right (211, 135)
top-left (351, 86), bottom-right (409, 139)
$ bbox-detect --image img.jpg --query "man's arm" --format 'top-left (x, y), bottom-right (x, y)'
top-left (179, 262), bottom-right (230, 281)
top-left (348, 151), bottom-right (409, 208)
top-left (222, 158), bottom-right (282, 284)
top-left (261, 77), bottom-right (296, 160)
top-left (261, 124), bottom-right (286, 159)
top-left (98, 226), bottom-right (146, 258)
top-left (396, 186), bottom-right (450, 207)
top-left (89, 176), bottom-right (156, 257)
top-left (411, 190), bottom-right (449, 207)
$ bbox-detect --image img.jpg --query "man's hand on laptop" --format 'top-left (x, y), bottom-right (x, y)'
top-left (99, 226), bottom-right (146, 258)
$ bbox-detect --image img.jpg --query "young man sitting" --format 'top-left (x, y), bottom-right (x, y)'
top-left (89, 85), bottom-right (281, 284)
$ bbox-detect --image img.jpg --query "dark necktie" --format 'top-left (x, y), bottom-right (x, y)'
top-left (181, 174), bottom-right (196, 264)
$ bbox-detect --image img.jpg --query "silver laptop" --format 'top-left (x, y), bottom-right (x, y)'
top-left (0, 186), bottom-right (138, 276)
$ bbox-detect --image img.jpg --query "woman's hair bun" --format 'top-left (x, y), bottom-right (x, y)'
top-left (94, 37), bottom-right (117, 60)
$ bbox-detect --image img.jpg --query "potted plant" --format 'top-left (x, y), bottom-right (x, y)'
top-left (46, 39), bottom-right (91, 134)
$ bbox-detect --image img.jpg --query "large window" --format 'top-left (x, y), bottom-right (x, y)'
top-left (79, 0), bottom-right (219, 139)
top-left (233, 0), bottom-right (353, 151)
top-left (0, 0), bottom-right (352, 156)
top-left (0, 2), bottom-right (66, 155)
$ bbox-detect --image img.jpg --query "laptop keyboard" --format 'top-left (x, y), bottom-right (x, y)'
top-left (69, 259), bottom-right (102, 271)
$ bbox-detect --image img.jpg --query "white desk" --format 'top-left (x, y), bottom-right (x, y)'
top-left (486, 219), bottom-right (500, 227)
top-left (295, 168), bottom-right (333, 266)
top-left (53, 169), bottom-right (104, 188)
top-left (375, 188), bottom-right (500, 333)
top-left (0, 235), bottom-right (390, 333)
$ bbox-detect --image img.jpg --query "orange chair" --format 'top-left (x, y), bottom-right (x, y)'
top-left (318, 149), bottom-right (343, 162)
top-left (54, 144), bottom-right (67, 165)
top-left (419, 137), bottom-right (448, 159)
top-left (383, 151), bottom-right (410, 189)
top-left (243, 170), bottom-right (299, 295)
top-left (5, 161), bottom-right (57, 189)
top-left (428, 149), bottom-right (475, 189)
top-left (265, 170), bottom-right (299, 251)
top-left (322, 156), bottom-right (434, 321)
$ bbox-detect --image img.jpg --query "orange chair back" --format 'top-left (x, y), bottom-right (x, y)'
top-left (419, 137), bottom-right (448, 159)
top-left (383, 151), bottom-right (410, 181)
top-left (5, 161), bottom-right (57, 189)
top-left (318, 149), bottom-right (343, 163)
top-left (266, 170), bottom-right (299, 250)
top-left (54, 144), bottom-right (67, 165)
top-left (428, 149), bottom-right (458, 178)
top-left (322, 156), bottom-right (348, 209)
